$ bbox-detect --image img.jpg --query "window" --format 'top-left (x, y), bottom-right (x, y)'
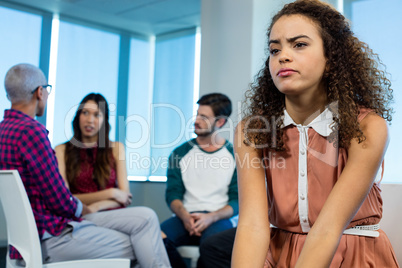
top-left (50, 20), bottom-right (119, 147)
top-left (0, 6), bottom-right (41, 117)
top-left (150, 32), bottom-right (197, 177)
top-left (0, 3), bottom-right (200, 182)
top-left (125, 31), bottom-right (198, 180)
top-left (346, 0), bottom-right (402, 183)
top-left (126, 38), bottom-right (154, 179)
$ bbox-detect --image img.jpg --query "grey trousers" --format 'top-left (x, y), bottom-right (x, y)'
top-left (41, 206), bottom-right (171, 268)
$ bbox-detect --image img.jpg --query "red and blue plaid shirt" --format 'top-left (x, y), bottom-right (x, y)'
top-left (0, 109), bottom-right (82, 259)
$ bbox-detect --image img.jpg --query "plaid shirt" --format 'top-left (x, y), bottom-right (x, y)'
top-left (0, 109), bottom-right (81, 259)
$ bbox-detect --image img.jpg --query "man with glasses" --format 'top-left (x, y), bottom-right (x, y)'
top-left (0, 63), bottom-right (158, 267)
top-left (161, 93), bottom-right (238, 267)
top-left (32, 84), bottom-right (52, 94)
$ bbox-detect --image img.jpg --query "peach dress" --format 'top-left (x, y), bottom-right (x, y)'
top-left (263, 108), bottom-right (399, 267)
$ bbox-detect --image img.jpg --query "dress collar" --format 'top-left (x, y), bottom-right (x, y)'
top-left (282, 103), bottom-right (337, 137)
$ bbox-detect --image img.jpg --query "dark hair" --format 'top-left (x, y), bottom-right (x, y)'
top-left (64, 93), bottom-right (114, 190)
top-left (244, 0), bottom-right (393, 150)
top-left (197, 93), bottom-right (232, 123)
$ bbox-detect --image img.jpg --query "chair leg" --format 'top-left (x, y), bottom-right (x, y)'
top-left (163, 238), bottom-right (187, 268)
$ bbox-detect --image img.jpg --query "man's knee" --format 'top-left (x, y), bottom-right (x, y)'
top-left (136, 206), bottom-right (158, 220)
top-left (199, 234), bottom-right (217, 254)
top-left (160, 216), bottom-right (182, 233)
top-left (126, 206), bottom-right (159, 224)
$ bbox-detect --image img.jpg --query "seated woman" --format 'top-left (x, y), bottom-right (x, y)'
top-left (55, 93), bottom-right (171, 268)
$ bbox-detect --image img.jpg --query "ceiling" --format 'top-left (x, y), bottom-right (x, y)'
top-left (1, 0), bottom-right (200, 37)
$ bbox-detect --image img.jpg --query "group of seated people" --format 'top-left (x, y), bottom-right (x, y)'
top-left (0, 63), bottom-right (237, 268)
top-left (1, 1), bottom-right (400, 266)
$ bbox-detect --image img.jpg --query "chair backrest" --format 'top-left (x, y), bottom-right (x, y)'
top-left (380, 183), bottom-right (402, 265)
top-left (0, 170), bottom-right (43, 267)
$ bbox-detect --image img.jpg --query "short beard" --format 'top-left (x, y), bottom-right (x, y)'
top-left (195, 129), bottom-right (214, 137)
top-left (194, 121), bottom-right (217, 138)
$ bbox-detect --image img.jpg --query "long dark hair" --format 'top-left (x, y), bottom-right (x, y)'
top-left (65, 93), bottom-right (114, 190)
top-left (244, 0), bottom-right (393, 150)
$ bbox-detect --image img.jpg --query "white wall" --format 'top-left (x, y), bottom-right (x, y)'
top-left (199, 0), bottom-right (293, 142)
top-left (129, 182), bottom-right (172, 222)
top-left (199, 0), bottom-right (253, 133)
top-left (199, 0), bottom-right (340, 129)
top-left (380, 184), bottom-right (402, 264)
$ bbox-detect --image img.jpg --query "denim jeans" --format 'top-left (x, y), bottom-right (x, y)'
top-left (198, 227), bottom-right (237, 268)
top-left (160, 211), bottom-right (233, 246)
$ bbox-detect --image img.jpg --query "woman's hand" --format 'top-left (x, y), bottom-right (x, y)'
top-left (87, 200), bottom-right (122, 212)
top-left (81, 203), bottom-right (95, 215)
top-left (111, 188), bottom-right (132, 206)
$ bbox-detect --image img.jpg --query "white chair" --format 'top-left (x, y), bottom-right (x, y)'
top-left (177, 246), bottom-right (199, 268)
top-left (0, 170), bottom-right (130, 268)
top-left (380, 183), bottom-right (402, 265)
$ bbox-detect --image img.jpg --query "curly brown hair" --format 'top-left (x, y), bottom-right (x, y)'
top-left (243, 0), bottom-right (393, 150)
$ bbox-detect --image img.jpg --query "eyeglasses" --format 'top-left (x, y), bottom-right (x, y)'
top-left (31, 85), bottom-right (52, 95)
top-left (196, 114), bottom-right (218, 122)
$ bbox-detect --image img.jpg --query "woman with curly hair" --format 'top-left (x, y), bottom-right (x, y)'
top-left (55, 93), bottom-right (171, 268)
top-left (232, 0), bottom-right (398, 267)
